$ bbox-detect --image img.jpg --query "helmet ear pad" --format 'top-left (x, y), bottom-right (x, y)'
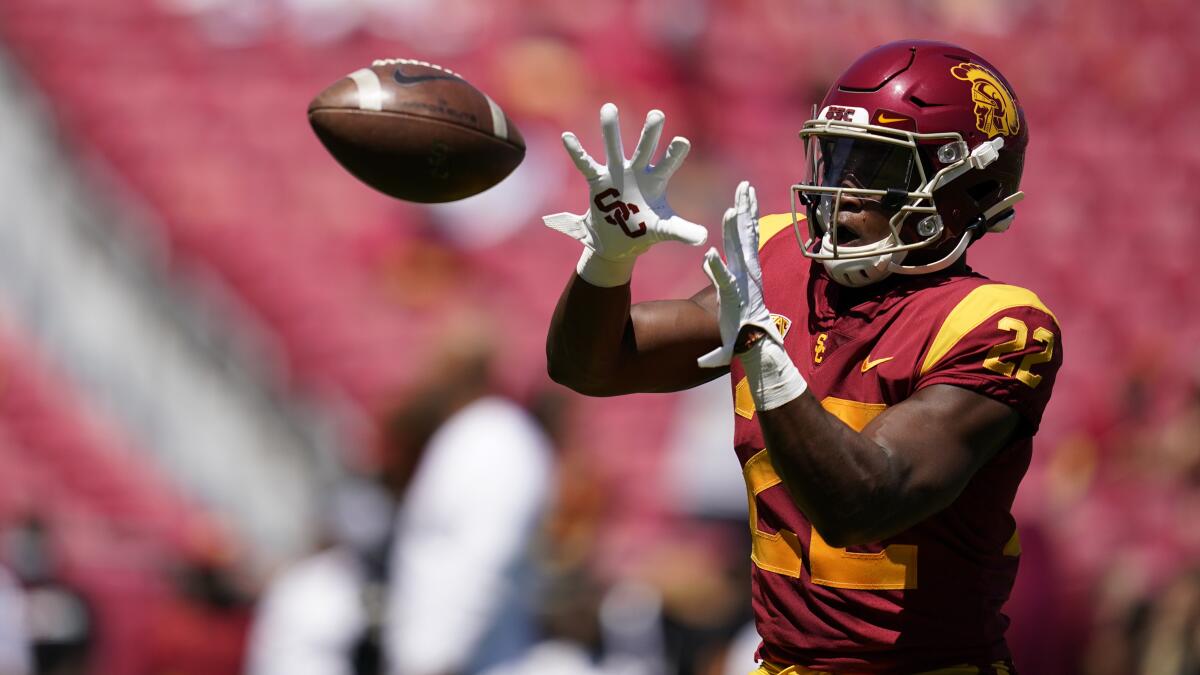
top-left (926, 142), bottom-right (1025, 242)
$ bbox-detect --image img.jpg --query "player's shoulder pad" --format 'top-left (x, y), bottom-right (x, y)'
top-left (920, 283), bottom-right (1059, 376)
top-left (757, 213), bottom-right (801, 251)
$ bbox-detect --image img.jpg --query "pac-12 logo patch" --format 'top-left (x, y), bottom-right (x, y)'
top-left (771, 314), bottom-right (792, 339)
top-left (950, 62), bottom-right (1019, 138)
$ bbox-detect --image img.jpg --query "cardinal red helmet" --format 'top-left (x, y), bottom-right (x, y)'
top-left (791, 40), bottom-right (1028, 287)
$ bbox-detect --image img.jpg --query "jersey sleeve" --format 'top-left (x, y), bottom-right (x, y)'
top-left (915, 284), bottom-right (1063, 431)
top-left (757, 213), bottom-right (801, 252)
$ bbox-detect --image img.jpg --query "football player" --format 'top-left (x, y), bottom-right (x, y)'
top-left (543, 40), bottom-right (1061, 674)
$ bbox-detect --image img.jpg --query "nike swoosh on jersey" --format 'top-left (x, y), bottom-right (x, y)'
top-left (861, 356), bottom-right (894, 372)
top-left (393, 68), bottom-right (461, 86)
top-left (875, 114), bottom-right (909, 124)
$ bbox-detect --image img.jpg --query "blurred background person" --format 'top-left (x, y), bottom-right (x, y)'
top-left (1137, 568), bottom-right (1200, 674)
top-left (0, 563), bottom-right (30, 675)
top-left (246, 312), bottom-right (555, 675)
top-left (3, 515), bottom-right (91, 675)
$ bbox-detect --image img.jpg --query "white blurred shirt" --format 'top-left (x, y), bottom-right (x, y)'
top-left (386, 396), bottom-right (553, 674)
top-left (247, 396), bottom-right (553, 675)
top-left (245, 549), bottom-right (366, 675)
top-left (0, 566), bottom-right (30, 675)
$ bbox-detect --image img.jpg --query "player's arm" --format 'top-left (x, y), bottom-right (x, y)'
top-left (547, 280), bottom-right (722, 395)
top-left (543, 103), bottom-right (724, 395)
top-left (756, 384), bottom-right (1018, 547)
top-left (703, 182), bottom-right (1052, 547)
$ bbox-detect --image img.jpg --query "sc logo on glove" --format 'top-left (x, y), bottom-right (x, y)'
top-left (593, 188), bottom-right (647, 238)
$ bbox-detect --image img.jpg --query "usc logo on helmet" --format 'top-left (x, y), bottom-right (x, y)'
top-left (951, 63), bottom-right (1020, 138)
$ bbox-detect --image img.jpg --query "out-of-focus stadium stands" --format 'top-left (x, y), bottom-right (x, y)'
top-left (0, 0), bottom-right (1197, 672)
top-left (0, 33), bottom-right (333, 565)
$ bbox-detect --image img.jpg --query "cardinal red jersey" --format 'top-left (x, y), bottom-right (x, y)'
top-left (730, 214), bottom-right (1063, 673)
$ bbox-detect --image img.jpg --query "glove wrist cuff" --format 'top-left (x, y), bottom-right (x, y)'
top-left (576, 249), bottom-right (635, 288)
top-left (740, 338), bottom-right (808, 411)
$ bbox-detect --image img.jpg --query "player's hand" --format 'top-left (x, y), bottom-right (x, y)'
top-left (543, 103), bottom-right (707, 287)
top-left (698, 181), bottom-right (784, 368)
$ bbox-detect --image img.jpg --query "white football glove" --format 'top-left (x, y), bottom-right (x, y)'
top-left (698, 181), bottom-right (783, 368)
top-left (699, 181), bottom-right (808, 409)
top-left (543, 103), bottom-right (707, 287)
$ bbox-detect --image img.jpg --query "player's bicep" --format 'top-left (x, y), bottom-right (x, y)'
top-left (620, 285), bottom-right (725, 392)
top-left (862, 384), bottom-right (1020, 522)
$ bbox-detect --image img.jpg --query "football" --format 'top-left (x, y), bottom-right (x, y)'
top-left (308, 59), bottom-right (526, 203)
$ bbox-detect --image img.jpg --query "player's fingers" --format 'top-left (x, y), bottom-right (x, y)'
top-left (744, 182), bottom-right (763, 275)
top-left (702, 247), bottom-right (736, 295)
top-left (734, 181), bottom-right (761, 253)
top-left (697, 347), bottom-right (731, 369)
top-left (698, 249), bottom-right (736, 369)
top-left (652, 136), bottom-right (691, 182)
top-left (722, 205), bottom-right (746, 280)
top-left (722, 205), bottom-right (739, 249)
top-left (561, 132), bottom-right (602, 181)
top-left (631, 109), bottom-right (665, 172)
top-left (658, 216), bottom-right (708, 247)
top-left (600, 102), bottom-right (626, 170)
top-left (735, 180), bottom-right (751, 215)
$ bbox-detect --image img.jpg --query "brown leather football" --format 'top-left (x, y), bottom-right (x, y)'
top-left (308, 59), bottom-right (525, 203)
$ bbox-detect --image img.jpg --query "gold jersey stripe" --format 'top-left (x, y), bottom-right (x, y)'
top-left (920, 284), bottom-right (1059, 376)
top-left (735, 381), bottom-right (875, 426)
top-left (1003, 527), bottom-right (1021, 556)
top-left (734, 377), bottom-right (755, 419)
top-left (809, 526), bottom-right (918, 590)
top-left (820, 396), bottom-right (888, 432)
top-left (757, 213), bottom-right (801, 251)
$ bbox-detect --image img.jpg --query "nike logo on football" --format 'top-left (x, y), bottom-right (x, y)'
top-left (861, 356), bottom-right (894, 372)
top-left (875, 113), bottom-right (908, 124)
top-left (393, 67), bottom-right (460, 86)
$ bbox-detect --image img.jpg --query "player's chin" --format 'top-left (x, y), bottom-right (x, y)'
top-left (832, 223), bottom-right (864, 247)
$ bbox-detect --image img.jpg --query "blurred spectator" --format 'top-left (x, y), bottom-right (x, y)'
top-left (1075, 365), bottom-right (1200, 674)
top-left (482, 573), bottom-right (664, 675)
top-left (1138, 568), bottom-right (1200, 674)
top-left (247, 312), bottom-right (554, 675)
top-left (720, 623), bottom-right (761, 675)
top-left (384, 316), bottom-right (554, 675)
top-left (0, 565), bottom-right (30, 675)
top-left (662, 376), bottom-right (742, 521)
top-left (245, 545), bottom-right (368, 675)
top-left (510, 413), bottom-right (753, 675)
top-left (4, 515), bottom-right (92, 675)
top-left (637, 524), bottom-right (750, 675)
